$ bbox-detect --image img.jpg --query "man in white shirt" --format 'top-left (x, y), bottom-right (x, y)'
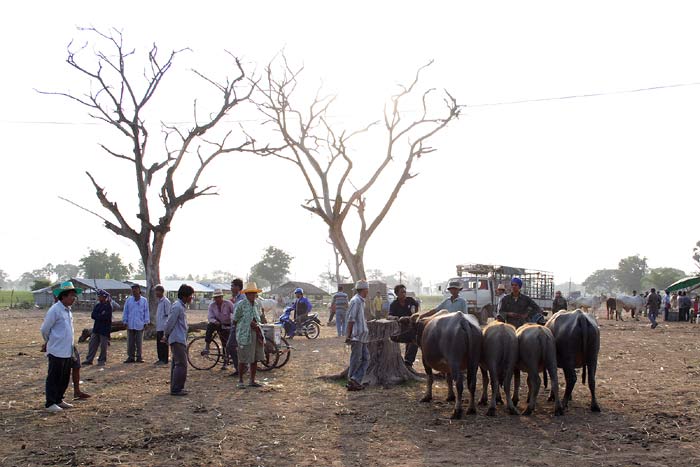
top-left (123, 284), bottom-right (150, 363)
top-left (345, 280), bottom-right (370, 391)
top-left (40, 281), bottom-right (82, 413)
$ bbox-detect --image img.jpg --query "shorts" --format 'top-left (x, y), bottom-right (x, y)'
top-left (238, 339), bottom-right (265, 364)
top-left (71, 346), bottom-right (81, 369)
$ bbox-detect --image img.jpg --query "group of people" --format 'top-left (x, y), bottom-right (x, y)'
top-left (39, 277), bottom-right (294, 412)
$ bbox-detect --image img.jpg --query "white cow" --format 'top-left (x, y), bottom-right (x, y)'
top-left (259, 298), bottom-right (281, 322)
top-left (615, 295), bottom-right (645, 321)
top-left (568, 296), bottom-right (602, 313)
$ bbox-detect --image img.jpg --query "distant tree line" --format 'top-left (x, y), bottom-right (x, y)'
top-left (582, 254), bottom-right (688, 295)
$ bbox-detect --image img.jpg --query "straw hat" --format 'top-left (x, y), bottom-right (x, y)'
top-left (355, 280), bottom-right (369, 290)
top-left (53, 281), bottom-right (83, 297)
top-left (447, 280), bottom-right (463, 291)
top-left (241, 282), bottom-right (262, 294)
top-left (212, 289), bottom-right (224, 298)
top-left (496, 284), bottom-right (506, 291)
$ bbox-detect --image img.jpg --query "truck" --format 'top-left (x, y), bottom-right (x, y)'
top-left (442, 263), bottom-right (554, 324)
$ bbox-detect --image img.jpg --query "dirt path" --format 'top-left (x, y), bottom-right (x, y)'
top-left (1, 308), bottom-right (699, 466)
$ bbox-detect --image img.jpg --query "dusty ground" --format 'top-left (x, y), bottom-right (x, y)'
top-left (1, 307), bottom-right (699, 467)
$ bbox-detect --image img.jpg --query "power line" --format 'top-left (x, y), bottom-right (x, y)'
top-left (2, 80), bottom-right (700, 126)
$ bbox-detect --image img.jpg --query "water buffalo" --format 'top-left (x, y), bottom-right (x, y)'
top-left (545, 309), bottom-right (601, 412)
top-left (478, 321), bottom-right (518, 416)
top-left (398, 310), bottom-right (482, 419)
top-left (513, 324), bottom-right (563, 416)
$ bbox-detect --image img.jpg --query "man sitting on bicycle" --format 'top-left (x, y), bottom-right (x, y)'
top-left (292, 287), bottom-right (312, 334)
top-left (204, 289), bottom-right (234, 366)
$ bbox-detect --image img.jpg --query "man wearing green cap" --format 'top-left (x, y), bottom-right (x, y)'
top-left (40, 281), bottom-right (82, 413)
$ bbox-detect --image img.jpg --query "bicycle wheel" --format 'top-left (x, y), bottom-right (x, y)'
top-left (256, 339), bottom-right (280, 371)
top-left (304, 322), bottom-right (320, 339)
top-left (275, 337), bottom-right (292, 368)
top-left (187, 336), bottom-right (221, 370)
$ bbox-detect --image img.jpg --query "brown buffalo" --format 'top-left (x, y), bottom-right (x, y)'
top-left (398, 310), bottom-right (482, 419)
top-left (478, 321), bottom-right (519, 416)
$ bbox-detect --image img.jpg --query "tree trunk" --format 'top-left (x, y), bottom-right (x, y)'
top-left (322, 319), bottom-right (422, 388)
top-left (143, 243), bottom-right (162, 339)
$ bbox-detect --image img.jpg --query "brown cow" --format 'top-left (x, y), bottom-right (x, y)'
top-left (514, 323), bottom-right (563, 416)
top-left (478, 321), bottom-right (519, 416)
top-left (398, 310), bottom-right (482, 419)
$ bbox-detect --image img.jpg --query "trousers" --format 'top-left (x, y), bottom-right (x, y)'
top-left (46, 354), bottom-right (72, 407)
top-left (85, 333), bottom-right (109, 363)
top-left (348, 341), bottom-right (370, 384)
top-left (170, 342), bottom-right (187, 393)
top-left (126, 329), bottom-right (144, 360)
top-left (156, 331), bottom-right (169, 363)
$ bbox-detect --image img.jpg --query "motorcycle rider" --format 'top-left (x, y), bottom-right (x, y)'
top-left (292, 287), bottom-right (312, 336)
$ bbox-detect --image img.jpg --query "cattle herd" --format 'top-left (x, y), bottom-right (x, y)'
top-left (397, 309), bottom-right (600, 419)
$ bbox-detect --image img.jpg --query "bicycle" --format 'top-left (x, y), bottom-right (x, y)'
top-left (187, 327), bottom-right (292, 371)
top-left (187, 326), bottom-right (231, 370)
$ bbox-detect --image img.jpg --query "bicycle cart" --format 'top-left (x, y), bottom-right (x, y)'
top-left (257, 324), bottom-right (292, 371)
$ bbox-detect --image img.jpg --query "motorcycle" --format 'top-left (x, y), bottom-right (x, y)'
top-left (276, 306), bottom-right (321, 339)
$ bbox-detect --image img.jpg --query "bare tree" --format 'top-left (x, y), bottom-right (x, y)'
top-left (254, 55), bottom-right (460, 282)
top-left (40, 28), bottom-right (260, 324)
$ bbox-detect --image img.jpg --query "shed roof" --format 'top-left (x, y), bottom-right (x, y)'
top-left (70, 278), bottom-right (133, 292)
top-left (267, 281), bottom-right (329, 297)
top-left (128, 280), bottom-right (214, 293)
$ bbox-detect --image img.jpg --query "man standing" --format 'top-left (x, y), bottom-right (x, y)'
top-left (164, 284), bottom-right (193, 396)
top-left (389, 284), bottom-right (421, 368)
top-left (372, 291), bottom-right (383, 320)
top-left (425, 280), bottom-right (467, 316)
top-left (662, 290), bottom-right (671, 321)
top-left (552, 290), bottom-right (568, 314)
top-left (646, 288), bottom-right (661, 329)
top-left (40, 281), bottom-right (82, 413)
top-left (678, 291), bottom-right (692, 322)
top-left (226, 278), bottom-right (245, 375)
top-left (123, 284), bottom-right (149, 363)
top-left (346, 280), bottom-right (370, 391)
top-left (331, 285), bottom-right (349, 337)
top-left (83, 289), bottom-right (112, 366)
top-left (494, 284), bottom-right (507, 317)
top-left (292, 287), bottom-right (312, 330)
top-left (496, 277), bottom-right (545, 328)
top-left (154, 285), bottom-right (171, 365)
top-left (205, 289), bottom-right (234, 366)
top-left (232, 282), bottom-right (265, 389)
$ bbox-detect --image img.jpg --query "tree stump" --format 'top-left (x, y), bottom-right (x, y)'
top-left (323, 319), bottom-right (422, 388)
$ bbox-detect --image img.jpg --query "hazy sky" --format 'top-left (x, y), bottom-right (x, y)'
top-left (2, 1), bottom-right (699, 287)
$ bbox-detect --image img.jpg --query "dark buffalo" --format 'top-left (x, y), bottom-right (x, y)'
top-left (514, 323), bottom-right (563, 416)
top-left (545, 309), bottom-right (601, 412)
top-left (478, 321), bottom-right (518, 416)
top-left (398, 310), bottom-right (482, 419)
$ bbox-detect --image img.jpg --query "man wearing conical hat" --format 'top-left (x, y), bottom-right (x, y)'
top-left (40, 281), bottom-right (82, 413)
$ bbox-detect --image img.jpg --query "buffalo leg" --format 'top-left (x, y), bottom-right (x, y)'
top-left (450, 368), bottom-right (464, 419)
top-left (561, 365), bottom-right (577, 409)
top-left (446, 373), bottom-right (456, 402)
top-left (420, 363), bottom-right (433, 403)
top-left (587, 360), bottom-right (601, 412)
top-left (512, 369), bottom-right (520, 407)
top-left (503, 366), bottom-right (519, 415)
top-left (486, 364), bottom-right (499, 416)
top-left (548, 362), bottom-right (564, 416)
top-left (478, 367), bottom-right (489, 406)
top-left (465, 363), bottom-right (478, 415)
top-left (522, 370), bottom-right (540, 416)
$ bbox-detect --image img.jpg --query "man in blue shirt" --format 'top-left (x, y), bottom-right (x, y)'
top-left (293, 287), bottom-right (313, 331)
top-left (40, 281), bottom-right (82, 413)
top-left (163, 284), bottom-right (194, 396)
top-left (123, 284), bottom-right (150, 363)
top-left (424, 280), bottom-right (468, 317)
top-left (330, 285), bottom-right (350, 337)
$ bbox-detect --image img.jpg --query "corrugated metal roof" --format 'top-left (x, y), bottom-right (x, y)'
top-left (70, 278), bottom-right (133, 291)
top-left (128, 280), bottom-right (215, 293)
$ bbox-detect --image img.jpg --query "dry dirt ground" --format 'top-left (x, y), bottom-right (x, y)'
top-left (1, 307), bottom-right (699, 467)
